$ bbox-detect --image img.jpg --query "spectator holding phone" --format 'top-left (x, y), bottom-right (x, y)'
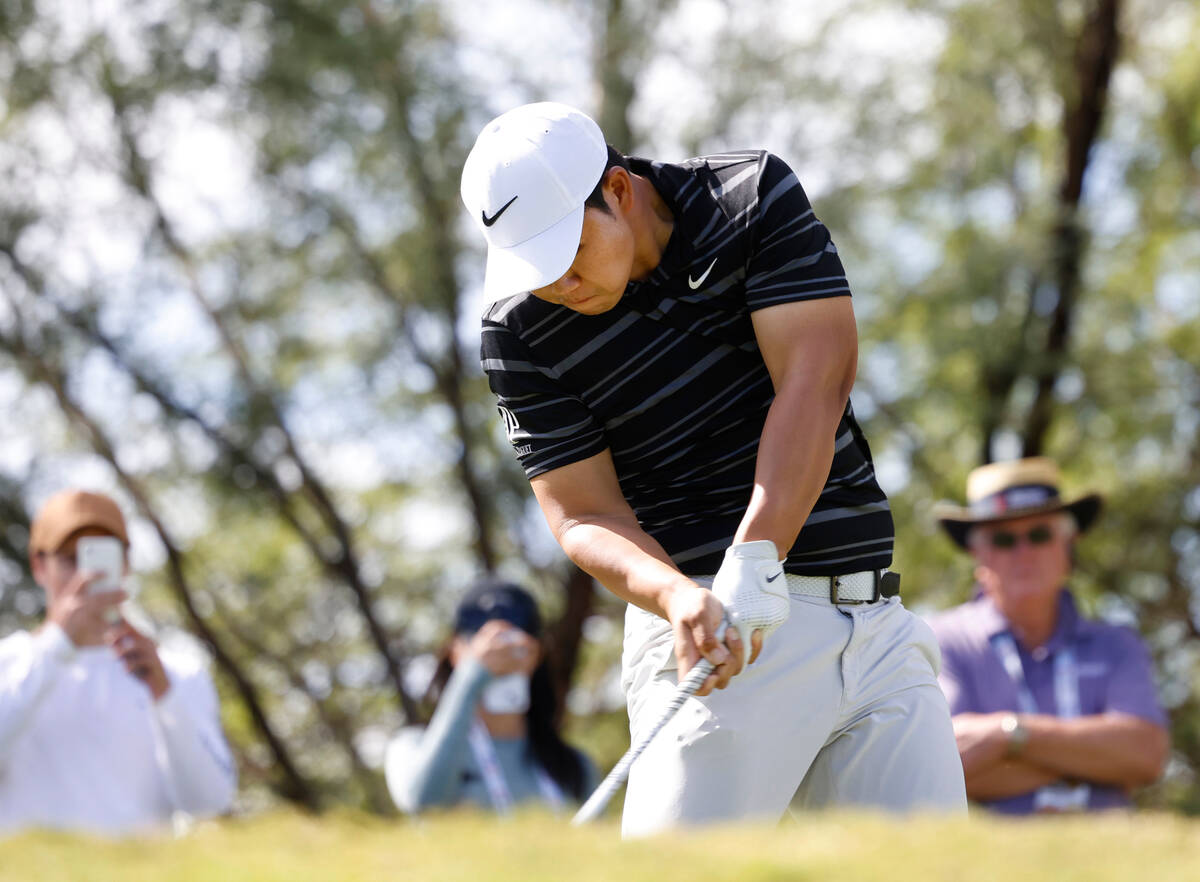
top-left (0, 489), bottom-right (236, 835)
top-left (927, 458), bottom-right (1169, 813)
top-left (385, 578), bottom-right (595, 815)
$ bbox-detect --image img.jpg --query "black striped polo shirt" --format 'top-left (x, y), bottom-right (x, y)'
top-left (480, 150), bottom-right (894, 576)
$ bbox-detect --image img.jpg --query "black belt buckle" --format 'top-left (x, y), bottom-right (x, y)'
top-left (828, 571), bottom-right (901, 605)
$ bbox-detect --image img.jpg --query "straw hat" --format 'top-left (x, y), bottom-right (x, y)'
top-left (934, 457), bottom-right (1102, 549)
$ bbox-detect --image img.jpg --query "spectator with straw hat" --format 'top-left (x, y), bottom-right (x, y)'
top-left (928, 458), bottom-right (1169, 813)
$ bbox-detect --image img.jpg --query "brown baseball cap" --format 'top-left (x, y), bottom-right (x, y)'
top-left (29, 490), bottom-right (130, 554)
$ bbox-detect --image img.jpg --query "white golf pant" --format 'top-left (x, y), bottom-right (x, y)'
top-left (620, 584), bottom-right (967, 837)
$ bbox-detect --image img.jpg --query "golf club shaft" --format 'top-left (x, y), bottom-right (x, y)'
top-left (571, 657), bottom-right (715, 826)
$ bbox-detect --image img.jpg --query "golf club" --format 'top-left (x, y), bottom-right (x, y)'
top-left (571, 653), bottom-right (716, 826)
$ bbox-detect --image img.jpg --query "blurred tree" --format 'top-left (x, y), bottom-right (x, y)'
top-left (0, 0), bottom-right (522, 810)
top-left (0, 0), bottom-right (674, 810)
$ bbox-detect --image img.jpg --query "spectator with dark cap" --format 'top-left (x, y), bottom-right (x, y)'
top-left (928, 458), bottom-right (1169, 813)
top-left (0, 489), bottom-right (236, 835)
top-left (385, 578), bottom-right (594, 814)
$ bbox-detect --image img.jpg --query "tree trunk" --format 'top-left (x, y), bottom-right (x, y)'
top-left (1022, 0), bottom-right (1121, 456)
top-left (546, 566), bottom-right (598, 725)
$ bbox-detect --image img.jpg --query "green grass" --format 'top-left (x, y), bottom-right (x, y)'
top-left (2, 809), bottom-right (1198, 882)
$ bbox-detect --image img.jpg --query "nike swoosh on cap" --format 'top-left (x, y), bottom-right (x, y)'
top-left (482, 195), bottom-right (518, 227)
top-left (688, 258), bottom-right (717, 290)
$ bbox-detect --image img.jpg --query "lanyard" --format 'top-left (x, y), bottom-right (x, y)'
top-left (991, 633), bottom-right (1090, 812)
top-left (467, 719), bottom-right (565, 814)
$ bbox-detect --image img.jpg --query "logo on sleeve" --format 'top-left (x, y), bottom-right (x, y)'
top-left (498, 406), bottom-right (520, 439)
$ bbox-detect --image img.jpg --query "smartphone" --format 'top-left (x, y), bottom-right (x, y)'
top-left (76, 536), bottom-right (124, 593)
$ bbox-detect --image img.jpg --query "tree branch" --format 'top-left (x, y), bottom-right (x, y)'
top-left (100, 77), bottom-right (417, 720)
top-left (1022, 0), bottom-right (1121, 455)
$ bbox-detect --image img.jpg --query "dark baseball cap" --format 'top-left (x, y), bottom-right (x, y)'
top-left (453, 578), bottom-right (542, 637)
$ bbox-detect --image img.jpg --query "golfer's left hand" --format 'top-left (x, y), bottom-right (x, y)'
top-left (107, 621), bottom-right (170, 700)
top-left (711, 540), bottom-right (790, 667)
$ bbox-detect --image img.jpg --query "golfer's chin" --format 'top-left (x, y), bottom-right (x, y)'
top-left (564, 291), bottom-right (621, 314)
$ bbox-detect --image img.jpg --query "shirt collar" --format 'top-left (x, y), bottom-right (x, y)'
top-left (977, 588), bottom-right (1081, 652)
top-left (624, 157), bottom-right (691, 293)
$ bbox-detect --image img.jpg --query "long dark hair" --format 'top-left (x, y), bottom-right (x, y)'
top-left (426, 585), bottom-right (589, 802)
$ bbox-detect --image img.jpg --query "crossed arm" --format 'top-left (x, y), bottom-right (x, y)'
top-left (529, 297), bottom-right (858, 694)
top-left (953, 710), bottom-right (1169, 800)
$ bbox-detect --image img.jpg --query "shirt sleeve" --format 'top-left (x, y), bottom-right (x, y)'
top-left (480, 320), bottom-right (608, 478)
top-left (0, 626), bottom-right (74, 771)
top-left (151, 661), bottom-right (237, 818)
top-left (385, 657), bottom-right (491, 813)
top-left (743, 153), bottom-right (852, 312)
top-left (1099, 627), bottom-right (1169, 728)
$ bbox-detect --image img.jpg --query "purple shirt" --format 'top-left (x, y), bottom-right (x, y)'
top-left (928, 589), bottom-right (1167, 815)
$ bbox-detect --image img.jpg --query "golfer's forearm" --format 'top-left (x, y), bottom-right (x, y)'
top-left (964, 759), bottom-right (1061, 801)
top-left (556, 517), bottom-right (693, 619)
top-left (734, 382), bottom-right (843, 554)
top-left (1018, 713), bottom-right (1168, 788)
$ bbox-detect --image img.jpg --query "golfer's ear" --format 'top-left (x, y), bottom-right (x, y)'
top-left (606, 167), bottom-right (633, 210)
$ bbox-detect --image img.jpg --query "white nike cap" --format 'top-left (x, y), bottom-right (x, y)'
top-left (461, 102), bottom-right (608, 301)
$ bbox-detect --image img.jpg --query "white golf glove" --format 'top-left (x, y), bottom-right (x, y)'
top-left (710, 539), bottom-right (790, 667)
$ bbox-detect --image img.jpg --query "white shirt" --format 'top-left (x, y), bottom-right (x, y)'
top-left (0, 624), bottom-right (236, 836)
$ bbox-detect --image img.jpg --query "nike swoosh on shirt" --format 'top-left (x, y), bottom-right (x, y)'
top-left (687, 258), bottom-right (717, 290)
top-left (481, 195), bottom-right (518, 227)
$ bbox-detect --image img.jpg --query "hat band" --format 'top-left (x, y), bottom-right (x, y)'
top-left (969, 484), bottom-right (1060, 518)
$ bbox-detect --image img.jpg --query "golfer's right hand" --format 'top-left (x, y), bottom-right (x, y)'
top-left (665, 581), bottom-right (756, 696)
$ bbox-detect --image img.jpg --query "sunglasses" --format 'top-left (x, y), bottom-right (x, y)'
top-left (986, 524), bottom-right (1056, 550)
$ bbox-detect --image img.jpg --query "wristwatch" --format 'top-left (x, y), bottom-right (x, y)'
top-left (1000, 712), bottom-right (1029, 757)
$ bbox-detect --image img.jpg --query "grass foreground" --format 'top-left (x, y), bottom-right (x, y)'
top-left (3, 808), bottom-right (1199, 882)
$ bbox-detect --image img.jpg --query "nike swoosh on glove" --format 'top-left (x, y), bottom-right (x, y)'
top-left (710, 540), bottom-right (790, 667)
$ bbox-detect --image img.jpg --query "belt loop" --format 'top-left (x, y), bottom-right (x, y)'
top-left (828, 575), bottom-right (839, 605)
top-left (872, 569), bottom-right (881, 603)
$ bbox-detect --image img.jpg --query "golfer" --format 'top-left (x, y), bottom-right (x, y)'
top-left (463, 102), bottom-right (966, 835)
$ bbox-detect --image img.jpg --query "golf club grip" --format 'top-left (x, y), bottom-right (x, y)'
top-left (571, 657), bottom-right (715, 826)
